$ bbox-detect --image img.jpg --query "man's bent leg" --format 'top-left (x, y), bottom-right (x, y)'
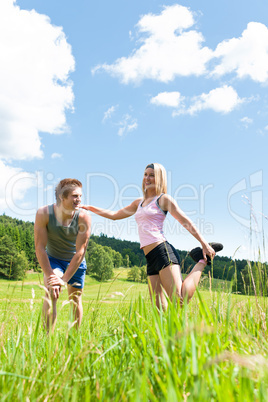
top-left (43, 275), bottom-right (60, 332)
top-left (42, 294), bottom-right (57, 332)
top-left (68, 285), bottom-right (83, 328)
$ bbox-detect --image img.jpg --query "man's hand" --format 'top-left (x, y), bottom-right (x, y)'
top-left (47, 273), bottom-right (66, 287)
top-left (47, 273), bottom-right (66, 300)
top-left (49, 285), bottom-right (61, 299)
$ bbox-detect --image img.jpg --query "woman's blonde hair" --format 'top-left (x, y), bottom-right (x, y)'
top-left (142, 163), bottom-right (167, 197)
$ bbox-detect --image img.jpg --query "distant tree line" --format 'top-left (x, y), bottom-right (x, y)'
top-left (0, 214), bottom-right (37, 279)
top-left (91, 233), bottom-right (146, 267)
top-left (0, 214), bottom-right (267, 295)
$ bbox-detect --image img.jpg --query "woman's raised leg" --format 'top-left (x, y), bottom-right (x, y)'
top-left (181, 261), bottom-right (206, 302)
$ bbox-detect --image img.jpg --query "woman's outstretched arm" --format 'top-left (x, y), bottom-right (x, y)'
top-left (81, 198), bottom-right (141, 220)
top-left (159, 194), bottom-right (215, 259)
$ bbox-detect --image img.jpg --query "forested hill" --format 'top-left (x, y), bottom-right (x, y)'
top-left (0, 214), bottom-right (37, 276)
top-left (0, 214), bottom-right (267, 295)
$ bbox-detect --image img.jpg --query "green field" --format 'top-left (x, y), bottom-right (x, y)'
top-left (0, 270), bottom-right (268, 401)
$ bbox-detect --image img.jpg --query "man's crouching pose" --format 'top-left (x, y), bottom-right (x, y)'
top-left (34, 178), bottom-right (91, 331)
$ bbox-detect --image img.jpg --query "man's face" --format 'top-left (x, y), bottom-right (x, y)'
top-left (61, 187), bottom-right (82, 211)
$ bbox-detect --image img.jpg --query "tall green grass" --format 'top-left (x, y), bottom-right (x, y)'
top-left (0, 274), bottom-right (268, 401)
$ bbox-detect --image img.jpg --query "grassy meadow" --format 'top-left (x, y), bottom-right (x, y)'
top-left (0, 268), bottom-right (268, 401)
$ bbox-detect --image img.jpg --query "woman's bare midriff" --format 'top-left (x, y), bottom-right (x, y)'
top-left (142, 241), bottom-right (165, 256)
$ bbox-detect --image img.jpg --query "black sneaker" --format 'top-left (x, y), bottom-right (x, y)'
top-left (189, 242), bottom-right (223, 265)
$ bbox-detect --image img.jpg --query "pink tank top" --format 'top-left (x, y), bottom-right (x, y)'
top-left (135, 195), bottom-right (167, 248)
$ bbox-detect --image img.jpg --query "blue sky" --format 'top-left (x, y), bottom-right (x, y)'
top-left (0, 0), bottom-right (268, 261)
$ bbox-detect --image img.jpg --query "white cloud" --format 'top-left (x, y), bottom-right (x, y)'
top-left (240, 117), bottom-right (253, 128)
top-left (92, 5), bottom-right (213, 84)
top-left (0, 0), bottom-right (75, 161)
top-left (51, 153), bottom-right (62, 159)
top-left (0, 160), bottom-right (36, 210)
top-left (92, 6), bottom-right (268, 90)
top-left (117, 114), bottom-right (138, 136)
top-left (212, 22), bottom-right (268, 83)
top-left (103, 105), bottom-right (117, 122)
top-left (150, 92), bottom-right (183, 108)
top-left (173, 85), bottom-right (243, 116)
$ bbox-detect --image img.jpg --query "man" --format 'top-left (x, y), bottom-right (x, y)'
top-left (34, 178), bottom-right (91, 331)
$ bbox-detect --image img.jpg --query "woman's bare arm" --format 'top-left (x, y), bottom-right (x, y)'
top-left (81, 198), bottom-right (141, 220)
top-left (160, 194), bottom-right (215, 259)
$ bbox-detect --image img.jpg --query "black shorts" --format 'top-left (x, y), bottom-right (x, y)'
top-left (145, 241), bottom-right (181, 276)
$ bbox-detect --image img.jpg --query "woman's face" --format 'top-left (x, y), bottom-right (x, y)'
top-left (143, 168), bottom-right (155, 191)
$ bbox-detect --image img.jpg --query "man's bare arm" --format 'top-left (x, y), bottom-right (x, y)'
top-left (34, 206), bottom-right (55, 277)
top-left (48, 211), bottom-right (91, 286)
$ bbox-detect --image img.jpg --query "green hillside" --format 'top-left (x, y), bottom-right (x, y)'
top-left (0, 214), bottom-right (267, 295)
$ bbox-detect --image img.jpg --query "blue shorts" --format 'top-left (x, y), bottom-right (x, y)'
top-left (48, 255), bottom-right (87, 289)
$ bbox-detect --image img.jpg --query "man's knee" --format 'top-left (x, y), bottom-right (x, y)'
top-left (68, 289), bottom-right (82, 303)
top-left (43, 286), bottom-right (60, 303)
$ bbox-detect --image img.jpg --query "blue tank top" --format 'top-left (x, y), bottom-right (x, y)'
top-left (46, 204), bottom-right (80, 261)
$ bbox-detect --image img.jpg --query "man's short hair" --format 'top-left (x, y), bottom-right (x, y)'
top-left (55, 178), bottom-right (82, 205)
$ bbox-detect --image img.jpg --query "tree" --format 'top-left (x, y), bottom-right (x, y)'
top-left (127, 266), bottom-right (140, 282)
top-left (122, 248), bottom-right (140, 266)
top-left (231, 259), bottom-right (268, 296)
top-left (12, 226), bottom-right (22, 251)
top-left (88, 244), bottom-right (114, 281)
top-left (236, 262), bottom-right (267, 296)
top-left (0, 223), bottom-right (4, 238)
top-left (24, 228), bottom-right (35, 265)
top-left (128, 265), bottom-right (147, 283)
top-left (140, 265), bottom-right (147, 283)
top-left (103, 246), bottom-right (114, 259)
top-left (0, 235), bottom-right (28, 280)
top-left (85, 239), bottom-right (98, 274)
top-left (124, 254), bottom-right (130, 268)
top-left (112, 250), bottom-right (123, 268)
top-left (13, 251), bottom-right (29, 280)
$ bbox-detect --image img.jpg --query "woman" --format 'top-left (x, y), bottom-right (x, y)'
top-left (82, 163), bottom-right (223, 309)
